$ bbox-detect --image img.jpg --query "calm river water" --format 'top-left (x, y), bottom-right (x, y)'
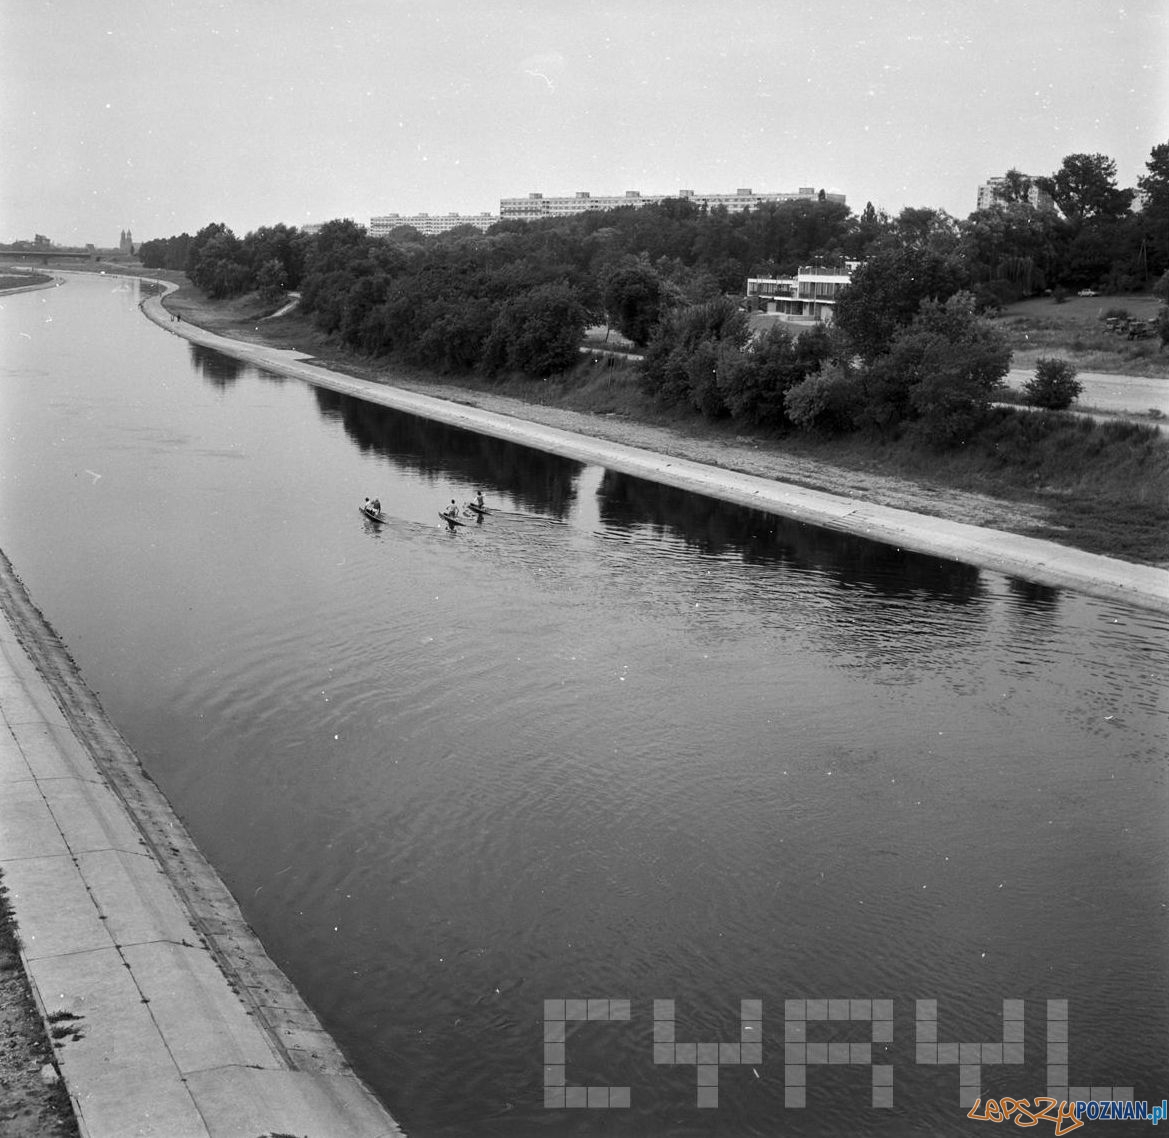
top-left (1, 274), bottom-right (1166, 1135)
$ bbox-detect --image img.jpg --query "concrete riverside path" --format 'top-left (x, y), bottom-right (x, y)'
top-left (0, 545), bottom-right (403, 1136)
top-left (139, 284), bottom-right (1169, 616)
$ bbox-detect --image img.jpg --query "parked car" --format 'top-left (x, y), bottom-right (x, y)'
top-left (1077, 288), bottom-right (1098, 297)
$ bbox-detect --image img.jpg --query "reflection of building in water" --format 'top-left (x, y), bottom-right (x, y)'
top-left (500, 186), bottom-right (845, 221)
top-left (745, 262), bottom-right (860, 324)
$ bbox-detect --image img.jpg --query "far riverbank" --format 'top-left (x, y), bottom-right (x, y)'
top-left (153, 277), bottom-right (1169, 568)
top-left (138, 281), bottom-right (1169, 614)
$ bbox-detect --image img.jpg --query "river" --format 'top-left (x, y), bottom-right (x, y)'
top-left (1, 273), bottom-right (1166, 1135)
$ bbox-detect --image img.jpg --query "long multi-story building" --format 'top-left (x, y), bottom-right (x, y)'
top-left (746, 262), bottom-right (860, 325)
top-left (975, 175), bottom-right (1053, 212)
top-left (499, 186), bottom-right (845, 222)
top-left (369, 211), bottom-right (499, 238)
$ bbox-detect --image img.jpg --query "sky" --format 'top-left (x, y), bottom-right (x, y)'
top-left (3, 0), bottom-right (1167, 246)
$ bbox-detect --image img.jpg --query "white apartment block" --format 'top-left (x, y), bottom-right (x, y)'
top-left (746, 262), bottom-right (860, 324)
top-left (499, 186), bottom-right (846, 222)
top-left (975, 176), bottom-right (1053, 212)
top-left (369, 212), bottom-right (499, 238)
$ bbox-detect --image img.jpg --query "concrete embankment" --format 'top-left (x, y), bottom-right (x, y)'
top-left (140, 286), bottom-right (1169, 616)
top-left (0, 545), bottom-right (403, 1136)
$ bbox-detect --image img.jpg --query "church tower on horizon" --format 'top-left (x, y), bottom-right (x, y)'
top-left (119, 229), bottom-right (133, 255)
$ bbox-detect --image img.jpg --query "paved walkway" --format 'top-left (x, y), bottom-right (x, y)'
top-left (0, 548), bottom-right (403, 1136)
top-left (142, 287), bottom-right (1169, 616)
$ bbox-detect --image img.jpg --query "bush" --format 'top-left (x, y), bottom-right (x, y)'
top-left (716, 323), bottom-right (832, 428)
top-left (1023, 357), bottom-right (1082, 410)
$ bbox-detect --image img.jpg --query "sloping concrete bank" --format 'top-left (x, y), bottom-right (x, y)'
top-left (0, 546), bottom-right (403, 1136)
top-left (138, 288), bottom-right (1169, 616)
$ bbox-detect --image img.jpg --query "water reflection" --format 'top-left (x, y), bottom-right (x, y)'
top-left (597, 470), bottom-right (986, 604)
top-left (314, 386), bottom-right (583, 518)
top-left (188, 341), bottom-right (246, 387)
top-left (1006, 576), bottom-right (1061, 608)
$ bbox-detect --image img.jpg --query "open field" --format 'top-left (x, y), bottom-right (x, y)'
top-left (1001, 292), bottom-right (1169, 378)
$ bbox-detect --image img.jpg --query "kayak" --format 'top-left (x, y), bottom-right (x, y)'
top-left (466, 503), bottom-right (490, 517)
top-left (440, 511), bottom-right (466, 527)
top-left (359, 505), bottom-right (388, 523)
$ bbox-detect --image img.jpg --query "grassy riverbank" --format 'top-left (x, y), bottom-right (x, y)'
top-left (157, 279), bottom-right (1169, 567)
top-left (0, 271), bottom-right (53, 291)
top-left (1001, 292), bottom-right (1169, 378)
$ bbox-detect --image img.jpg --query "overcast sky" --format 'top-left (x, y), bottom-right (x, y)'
top-left (3, 0), bottom-right (1167, 246)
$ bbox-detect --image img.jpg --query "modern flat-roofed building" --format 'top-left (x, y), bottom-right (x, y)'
top-left (500, 186), bottom-right (845, 222)
top-left (369, 211), bottom-right (499, 238)
top-left (746, 261), bottom-right (860, 325)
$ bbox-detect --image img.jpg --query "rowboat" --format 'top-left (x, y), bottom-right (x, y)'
top-left (465, 502), bottom-right (490, 517)
top-left (440, 511), bottom-right (466, 528)
top-left (359, 505), bottom-right (388, 523)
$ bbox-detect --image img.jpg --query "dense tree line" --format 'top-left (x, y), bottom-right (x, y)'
top-left (142, 142), bottom-right (1167, 446)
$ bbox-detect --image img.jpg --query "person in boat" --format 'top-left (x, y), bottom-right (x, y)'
top-left (473, 490), bottom-right (485, 511)
top-left (444, 499), bottom-right (460, 521)
top-left (362, 496), bottom-right (372, 513)
top-left (370, 498), bottom-right (381, 514)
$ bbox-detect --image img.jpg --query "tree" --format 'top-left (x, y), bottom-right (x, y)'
top-left (602, 259), bottom-right (667, 346)
top-left (186, 224), bottom-right (251, 298)
top-left (716, 324), bottom-right (832, 428)
top-left (1036, 153), bottom-right (1134, 229)
top-left (1023, 358), bottom-right (1082, 409)
top-left (482, 283), bottom-right (586, 377)
top-left (255, 258), bottom-right (287, 304)
top-left (242, 224), bottom-right (304, 291)
top-left (138, 232), bottom-right (191, 270)
top-left (834, 246), bottom-right (970, 362)
top-left (999, 168), bottom-right (1036, 205)
top-left (640, 297), bottom-right (749, 412)
top-left (1137, 141), bottom-right (1169, 277)
top-left (900, 293), bottom-right (1012, 442)
top-left (851, 292), bottom-right (1010, 440)
top-left (960, 202), bottom-right (1062, 298)
top-left (894, 207), bottom-right (961, 253)
top-left (845, 201), bottom-right (891, 260)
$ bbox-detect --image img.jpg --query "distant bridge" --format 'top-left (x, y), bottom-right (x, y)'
top-left (0, 249), bottom-right (102, 265)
